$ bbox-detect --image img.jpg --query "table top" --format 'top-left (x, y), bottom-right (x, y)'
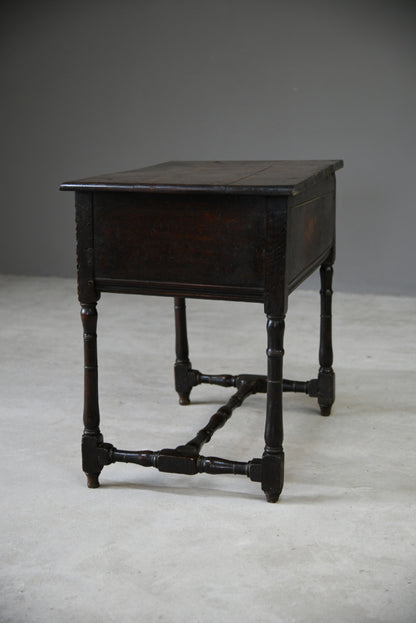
top-left (60, 160), bottom-right (343, 196)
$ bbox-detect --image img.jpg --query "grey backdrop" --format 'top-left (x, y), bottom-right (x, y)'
top-left (1, 0), bottom-right (415, 295)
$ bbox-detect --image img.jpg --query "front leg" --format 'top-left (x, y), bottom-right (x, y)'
top-left (174, 297), bottom-right (193, 405)
top-left (262, 315), bottom-right (285, 503)
top-left (80, 302), bottom-right (102, 488)
top-left (318, 262), bottom-right (335, 416)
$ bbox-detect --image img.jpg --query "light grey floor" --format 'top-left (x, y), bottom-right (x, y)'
top-left (0, 275), bottom-right (415, 623)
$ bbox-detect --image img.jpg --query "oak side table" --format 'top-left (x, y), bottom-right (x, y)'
top-left (61, 160), bottom-right (343, 502)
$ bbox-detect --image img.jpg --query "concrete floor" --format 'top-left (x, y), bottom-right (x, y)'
top-left (0, 274), bottom-right (415, 623)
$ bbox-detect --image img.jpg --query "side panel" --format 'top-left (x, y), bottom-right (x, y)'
top-left (93, 192), bottom-right (266, 300)
top-left (286, 175), bottom-right (336, 292)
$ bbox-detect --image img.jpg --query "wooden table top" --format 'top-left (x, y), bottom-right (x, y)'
top-left (60, 160), bottom-right (343, 196)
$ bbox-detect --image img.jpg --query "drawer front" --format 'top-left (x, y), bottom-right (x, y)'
top-left (93, 192), bottom-right (266, 292)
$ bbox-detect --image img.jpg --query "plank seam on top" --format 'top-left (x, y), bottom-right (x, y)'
top-left (227, 162), bottom-right (275, 186)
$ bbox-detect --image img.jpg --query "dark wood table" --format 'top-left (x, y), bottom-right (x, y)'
top-left (61, 160), bottom-right (343, 502)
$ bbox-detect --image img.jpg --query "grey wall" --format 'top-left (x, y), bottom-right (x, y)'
top-left (1, 0), bottom-right (415, 295)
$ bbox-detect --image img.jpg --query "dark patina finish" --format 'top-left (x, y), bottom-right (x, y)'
top-left (61, 159), bottom-right (343, 502)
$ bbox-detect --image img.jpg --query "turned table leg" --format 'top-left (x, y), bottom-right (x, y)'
top-left (262, 315), bottom-right (285, 503)
top-left (174, 297), bottom-right (193, 405)
top-left (318, 261), bottom-right (335, 416)
top-left (80, 302), bottom-right (103, 488)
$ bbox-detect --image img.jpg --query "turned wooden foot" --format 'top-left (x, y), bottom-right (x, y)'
top-left (178, 391), bottom-right (191, 406)
top-left (261, 451), bottom-right (285, 503)
top-left (86, 473), bottom-right (100, 488)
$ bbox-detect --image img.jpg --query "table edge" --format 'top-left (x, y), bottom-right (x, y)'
top-left (59, 160), bottom-right (344, 196)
